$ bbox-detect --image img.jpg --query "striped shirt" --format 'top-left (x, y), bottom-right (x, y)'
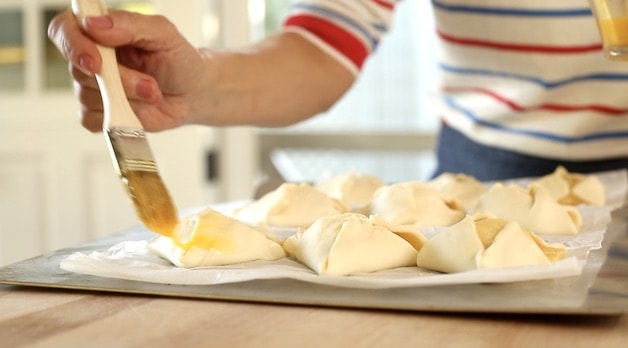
top-left (283, 0), bottom-right (628, 161)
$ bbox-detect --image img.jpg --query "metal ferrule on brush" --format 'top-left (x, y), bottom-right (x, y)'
top-left (105, 128), bottom-right (158, 175)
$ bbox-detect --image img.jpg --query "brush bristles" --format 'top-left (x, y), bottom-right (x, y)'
top-left (122, 170), bottom-right (179, 236)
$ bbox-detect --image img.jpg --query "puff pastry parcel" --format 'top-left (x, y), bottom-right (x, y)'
top-left (416, 214), bottom-right (566, 273)
top-left (283, 213), bottom-right (417, 275)
top-left (232, 183), bottom-right (348, 228)
top-left (530, 166), bottom-right (606, 206)
top-left (150, 207), bottom-right (285, 268)
top-left (474, 183), bottom-right (582, 235)
top-left (370, 181), bottom-right (466, 229)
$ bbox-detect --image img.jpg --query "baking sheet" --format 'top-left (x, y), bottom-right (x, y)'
top-left (58, 170), bottom-right (626, 289)
top-left (1, 171), bottom-right (627, 314)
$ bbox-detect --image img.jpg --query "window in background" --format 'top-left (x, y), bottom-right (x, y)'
top-left (288, 0), bottom-right (438, 132)
top-left (252, 0), bottom-right (291, 38)
top-left (0, 10), bottom-right (25, 91)
top-left (44, 7), bottom-right (72, 90)
top-left (254, 0), bottom-right (439, 183)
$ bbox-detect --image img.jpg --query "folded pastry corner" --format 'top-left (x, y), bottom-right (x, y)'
top-left (428, 172), bottom-right (487, 212)
top-left (480, 220), bottom-right (554, 269)
top-left (531, 166), bottom-right (606, 206)
top-left (381, 220), bottom-right (428, 251)
top-left (370, 181), bottom-right (466, 229)
top-left (416, 215), bottom-right (484, 273)
top-left (232, 182), bottom-right (349, 228)
top-left (149, 207), bottom-right (286, 268)
top-left (474, 183), bottom-right (582, 235)
top-left (525, 183), bottom-right (583, 235)
top-left (282, 213), bottom-right (417, 276)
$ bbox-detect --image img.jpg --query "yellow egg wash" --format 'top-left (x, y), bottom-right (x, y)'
top-left (173, 212), bottom-right (236, 253)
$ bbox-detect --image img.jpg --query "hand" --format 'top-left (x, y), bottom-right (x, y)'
top-left (49, 8), bottom-right (355, 131)
top-left (48, 9), bottom-right (207, 132)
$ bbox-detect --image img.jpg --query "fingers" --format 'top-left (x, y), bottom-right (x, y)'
top-left (69, 47), bottom-right (163, 103)
top-left (79, 109), bottom-right (105, 133)
top-left (68, 63), bottom-right (101, 132)
top-left (48, 9), bottom-right (178, 73)
top-left (48, 10), bottom-right (102, 75)
top-left (80, 10), bottom-right (179, 51)
top-left (48, 9), bottom-right (179, 132)
top-left (71, 63), bottom-right (165, 132)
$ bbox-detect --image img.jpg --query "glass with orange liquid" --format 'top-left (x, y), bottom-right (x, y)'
top-left (590, 0), bottom-right (628, 60)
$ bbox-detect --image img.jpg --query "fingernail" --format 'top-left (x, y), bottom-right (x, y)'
top-left (85, 15), bottom-right (113, 29)
top-left (78, 53), bottom-right (95, 74)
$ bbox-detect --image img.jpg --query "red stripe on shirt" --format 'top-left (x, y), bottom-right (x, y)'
top-left (443, 86), bottom-right (628, 116)
top-left (438, 30), bottom-right (602, 54)
top-left (372, 0), bottom-right (395, 10)
top-left (285, 14), bottom-right (370, 69)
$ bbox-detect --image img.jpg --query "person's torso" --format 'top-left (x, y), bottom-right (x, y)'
top-left (432, 0), bottom-right (628, 160)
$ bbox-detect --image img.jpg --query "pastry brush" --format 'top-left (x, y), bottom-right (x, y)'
top-left (72, 0), bottom-right (179, 237)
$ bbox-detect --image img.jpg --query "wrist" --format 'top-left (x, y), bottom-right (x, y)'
top-left (183, 47), bottom-right (227, 126)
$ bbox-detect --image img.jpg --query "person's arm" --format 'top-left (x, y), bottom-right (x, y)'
top-left (47, 1), bottom-right (397, 132)
top-left (193, 32), bottom-right (355, 127)
top-left (204, 0), bottom-right (400, 126)
top-left (205, 0), bottom-right (399, 126)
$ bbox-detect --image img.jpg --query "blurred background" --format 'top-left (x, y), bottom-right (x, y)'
top-left (0, 0), bottom-right (437, 265)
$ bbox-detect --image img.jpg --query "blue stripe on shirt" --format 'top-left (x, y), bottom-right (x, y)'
top-left (431, 0), bottom-right (592, 17)
top-left (443, 96), bottom-right (628, 143)
top-left (439, 63), bottom-right (628, 89)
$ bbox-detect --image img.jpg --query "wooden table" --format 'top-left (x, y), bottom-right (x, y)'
top-left (0, 284), bottom-right (626, 348)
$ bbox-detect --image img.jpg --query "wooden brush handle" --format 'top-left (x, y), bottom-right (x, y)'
top-left (71, 0), bottom-right (143, 130)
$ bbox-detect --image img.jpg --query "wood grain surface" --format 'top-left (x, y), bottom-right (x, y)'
top-left (1, 284), bottom-right (626, 348)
